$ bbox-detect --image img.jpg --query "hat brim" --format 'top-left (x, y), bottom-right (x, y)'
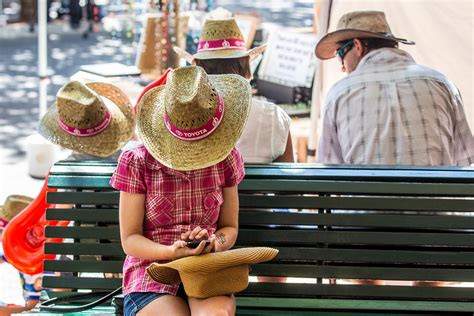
top-left (137, 74), bottom-right (251, 171)
top-left (173, 44), bottom-right (267, 64)
top-left (315, 29), bottom-right (415, 60)
top-left (38, 82), bottom-right (135, 157)
top-left (146, 247), bottom-right (279, 285)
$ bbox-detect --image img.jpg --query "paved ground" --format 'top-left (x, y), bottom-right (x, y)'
top-left (0, 21), bottom-right (137, 202)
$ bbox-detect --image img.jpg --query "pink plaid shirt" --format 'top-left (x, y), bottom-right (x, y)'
top-left (110, 145), bottom-right (245, 295)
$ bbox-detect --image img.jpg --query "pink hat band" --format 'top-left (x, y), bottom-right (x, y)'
top-left (164, 95), bottom-right (224, 142)
top-left (198, 38), bottom-right (246, 52)
top-left (57, 110), bottom-right (112, 137)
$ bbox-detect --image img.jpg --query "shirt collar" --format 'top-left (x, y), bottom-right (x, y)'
top-left (356, 48), bottom-right (416, 72)
top-left (145, 150), bottom-right (190, 179)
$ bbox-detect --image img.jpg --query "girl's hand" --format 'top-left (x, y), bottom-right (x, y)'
top-left (180, 226), bottom-right (209, 242)
top-left (169, 238), bottom-right (209, 260)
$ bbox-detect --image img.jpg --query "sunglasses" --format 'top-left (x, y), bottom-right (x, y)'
top-left (335, 40), bottom-right (354, 64)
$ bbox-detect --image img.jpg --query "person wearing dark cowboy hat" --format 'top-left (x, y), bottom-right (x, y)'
top-left (174, 12), bottom-right (294, 163)
top-left (315, 11), bottom-right (474, 166)
top-left (110, 66), bottom-right (252, 315)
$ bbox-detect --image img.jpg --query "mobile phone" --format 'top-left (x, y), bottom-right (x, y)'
top-left (186, 240), bottom-right (210, 248)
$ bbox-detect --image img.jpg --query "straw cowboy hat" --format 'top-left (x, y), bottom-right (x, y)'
top-left (38, 81), bottom-right (135, 157)
top-left (137, 66), bottom-right (251, 171)
top-left (147, 247), bottom-right (279, 298)
top-left (173, 17), bottom-right (267, 64)
top-left (0, 195), bottom-right (33, 229)
top-left (315, 11), bottom-right (415, 60)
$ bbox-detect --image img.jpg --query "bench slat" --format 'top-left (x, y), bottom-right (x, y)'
top-left (237, 229), bottom-right (474, 247)
top-left (270, 247), bottom-right (474, 265)
top-left (45, 226), bottom-right (119, 239)
top-left (239, 211), bottom-right (474, 229)
top-left (250, 264), bottom-right (474, 281)
top-left (240, 179), bottom-right (474, 196)
top-left (46, 208), bottom-right (119, 222)
top-left (43, 276), bottom-right (121, 290)
top-left (236, 297), bottom-right (474, 313)
top-left (47, 192), bottom-right (119, 205)
top-left (44, 260), bottom-right (123, 273)
top-left (241, 283), bottom-right (474, 300)
top-left (239, 195), bottom-right (474, 212)
top-left (244, 164), bottom-right (474, 182)
top-left (45, 243), bottom-right (124, 256)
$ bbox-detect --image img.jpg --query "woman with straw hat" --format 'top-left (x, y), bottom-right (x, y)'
top-left (174, 12), bottom-right (294, 163)
top-left (109, 66), bottom-right (251, 315)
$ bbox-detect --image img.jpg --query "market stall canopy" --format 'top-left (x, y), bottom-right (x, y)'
top-left (309, 0), bottom-right (473, 157)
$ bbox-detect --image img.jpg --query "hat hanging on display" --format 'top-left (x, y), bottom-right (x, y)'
top-left (146, 247), bottom-right (279, 298)
top-left (315, 11), bottom-right (415, 60)
top-left (38, 81), bottom-right (135, 157)
top-left (136, 66), bottom-right (251, 171)
top-left (174, 17), bottom-right (266, 63)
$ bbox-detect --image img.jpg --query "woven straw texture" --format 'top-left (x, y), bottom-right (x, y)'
top-left (181, 265), bottom-right (249, 298)
top-left (0, 195), bottom-right (33, 221)
top-left (173, 18), bottom-right (266, 63)
top-left (38, 81), bottom-right (135, 157)
top-left (147, 247), bottom-right (278, 298)
top-left (137, 66), bottom-right (251, 171)
top-left (316, 11), bottom-right (413, 60)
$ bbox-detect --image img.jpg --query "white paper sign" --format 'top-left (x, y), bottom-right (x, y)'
top-left (258, 31), bottom-right (318, 88)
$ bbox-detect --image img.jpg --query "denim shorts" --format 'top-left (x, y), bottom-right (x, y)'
top-left (124, 286), bottom-right (187, 316)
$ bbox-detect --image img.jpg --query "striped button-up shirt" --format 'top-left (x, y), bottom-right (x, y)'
top-left (317, 48), bottom-right (474, 166)
top-left (110, 145), bottom-right (244, 295)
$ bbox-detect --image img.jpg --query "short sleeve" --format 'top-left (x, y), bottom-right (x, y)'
top-left (222, 148), bottom-right (245, 187)
top-left (110, 149), bottom-right (146, 194)
top-left (273, 106), bottom-right (291, 159)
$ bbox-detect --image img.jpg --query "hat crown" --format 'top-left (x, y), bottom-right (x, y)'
top-left (0, 195), bottom-right (33, 221)
top-left (164, 66), bottom-right (220, 130)
top-left (200, 18), bottom-right (244, 42)
top-left (336, 11), bottom-right (392, 35)
top-left (56, 81), bottom-right (108, 129)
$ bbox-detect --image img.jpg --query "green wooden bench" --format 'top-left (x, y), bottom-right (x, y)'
top-left (26, 161), bottom-right (474, 315)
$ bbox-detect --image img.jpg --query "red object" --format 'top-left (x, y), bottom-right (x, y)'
top-left (133, 68), bottom-right (172, 113)
top-left (2, 176), bottom-right (69, 275)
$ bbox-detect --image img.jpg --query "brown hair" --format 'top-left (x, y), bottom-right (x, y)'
top-left (194, 56), bottom-right (252, 79)
top-left (361, 38), bottom-right (398, 50)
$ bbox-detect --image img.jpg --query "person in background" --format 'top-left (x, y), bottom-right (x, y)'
top-left (0, 195), bottom-right (38, 316)
top-left (315, 11), bottom-right (474, 286)
top-left (110, 66), bottom-right (251, 315)
top-left (315, 11), bottom-right (474, 166)
top-left (174, 13), bottom-right (294, 163)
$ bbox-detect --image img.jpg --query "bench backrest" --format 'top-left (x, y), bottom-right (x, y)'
top-left (44, 161), bottom-right (474, 302)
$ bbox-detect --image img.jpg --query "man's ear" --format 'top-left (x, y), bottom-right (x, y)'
top-left (353, 39), bottom-right (366, 57)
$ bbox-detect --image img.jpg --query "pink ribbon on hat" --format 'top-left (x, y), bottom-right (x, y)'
top-left (57, 110), bottom-right (112, 137)
top-left (164, 95), bottom-right (225, 142)
top-left (198, 38), bottom-right (246, 52)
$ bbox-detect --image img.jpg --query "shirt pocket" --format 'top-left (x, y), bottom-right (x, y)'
top-left (145, 195), bottom-right (174, 228)
top-left (201, 190), bottom-right (224, 225)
